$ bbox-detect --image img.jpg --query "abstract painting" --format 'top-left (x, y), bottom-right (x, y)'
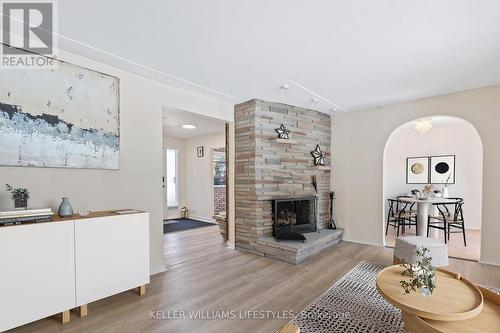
top-left (430, 155), bottom-right (455, 184)
top-left (406, 156), bottom-right (429, 184)
top-left (0, 48), bottom-right (119, 169)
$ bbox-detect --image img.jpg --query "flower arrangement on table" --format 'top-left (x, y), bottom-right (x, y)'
top-left (400, 247), bottom-right (436, 297)
top-left (442, 174), bottom-right (452, 186)
top-left (441, 174), bottom-right (452, 197)
top-left (421, 184), bottom-right (434, 198)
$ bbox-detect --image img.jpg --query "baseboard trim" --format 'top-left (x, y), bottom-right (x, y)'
top-left (189, 215), bottom-right (216, 223)
top-left (342, 236), bottom-right (383, 247)
top-left (163, 216), bottom-right (181, 221)
top-left (479, 258), bottom-right (500, 267)
top-left (150, 264), bottom-right (167, 276)
top-left (227, 242), bottom-right (235, 250)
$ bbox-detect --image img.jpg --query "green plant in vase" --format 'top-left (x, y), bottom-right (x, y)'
top-left (400, 247), bottom-right (436, 297)
top-left (5, 184), bottom-right (30, 210)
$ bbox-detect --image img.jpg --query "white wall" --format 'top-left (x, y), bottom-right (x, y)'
top-left (0, 48), bottom-right (233, 275)
top-left (332, 84), bottom-right (500, 265)
top-left (184, 132), bottom-right (225, 221)
top-left (384, 119), bottom-right (483, 229)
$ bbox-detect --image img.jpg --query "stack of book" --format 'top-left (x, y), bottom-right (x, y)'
top-left (0, 208), bottom-right (54, 226)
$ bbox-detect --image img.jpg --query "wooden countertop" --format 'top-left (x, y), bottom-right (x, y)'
top-left (52, 210), bottom-right (146, 222)
top-left (0, 209), bottom-right (146, 228)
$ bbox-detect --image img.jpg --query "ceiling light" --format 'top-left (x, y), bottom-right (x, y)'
top-left (281, 84), bottom-right (289, 94)
top-left (182, 124), bottom-right (196, 129)
top-left (414, 118), bottom-right (432, 133)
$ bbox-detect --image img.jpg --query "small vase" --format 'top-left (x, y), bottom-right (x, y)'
top-left (421, 286), bottom-right (430, 298)
top-left (14, 197), bottom-right (28, 210)
top-left (58, 197), bottom-right (74, 217)
top-left (442, 186), bottom-right (449, 198)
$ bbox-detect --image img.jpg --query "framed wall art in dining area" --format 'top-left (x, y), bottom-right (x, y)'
top-left (406, 156), bottom-right (430, 184)
top-left (430, 155), bottom-right (455, 184)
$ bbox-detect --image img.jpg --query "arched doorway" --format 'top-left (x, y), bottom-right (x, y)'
top-left (383, 116), bottom-right (483, 261)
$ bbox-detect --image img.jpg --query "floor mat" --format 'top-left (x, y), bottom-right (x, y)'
top-left (163, 218), bottom-right (215, 233)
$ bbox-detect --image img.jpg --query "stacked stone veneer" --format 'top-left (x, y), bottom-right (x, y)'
top-left (235, 99), bottom-right (332, 262)
top-left (214, 186), bottom-right (226, 213)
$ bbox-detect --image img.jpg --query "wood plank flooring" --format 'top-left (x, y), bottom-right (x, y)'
top-left (11, 225), bottom-right (500, 333)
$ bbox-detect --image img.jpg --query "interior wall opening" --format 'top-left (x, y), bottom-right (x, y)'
top-left (382, 116), bottom-right (483, 261)
top-left (161, 107), bottom-right (230, 265)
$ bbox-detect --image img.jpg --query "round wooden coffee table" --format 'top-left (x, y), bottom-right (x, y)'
top-left (406, 286), bottom-right (500, 333)
top-left (376, 265), bottom-right (487, 332)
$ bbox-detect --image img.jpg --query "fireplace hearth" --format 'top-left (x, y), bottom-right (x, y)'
top-left (272, 197), bottom-right (317, 240)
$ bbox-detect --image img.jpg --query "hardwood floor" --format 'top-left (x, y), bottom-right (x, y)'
top-left (164, 225), bottom-right (222, 267)
top-left (11, 226), bottom-right (500, 333)
top-left (384, 224), bottom-right (481, 261)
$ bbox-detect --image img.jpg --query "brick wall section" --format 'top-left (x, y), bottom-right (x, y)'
top-left (214, 186), bottom-right (226, 213)
top-left (235, 99), bottom-right (331, 256)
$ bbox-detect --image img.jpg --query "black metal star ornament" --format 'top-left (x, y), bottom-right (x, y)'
top-left (275, 124), bottom-right (290, 139)
top-left (311, 144), bottom-right (326, 166)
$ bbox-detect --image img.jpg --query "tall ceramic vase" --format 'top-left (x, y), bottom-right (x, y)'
top-left (442, 186), bottom-right (449, 198)
top-left (58, 197), bottom-right (74, 217)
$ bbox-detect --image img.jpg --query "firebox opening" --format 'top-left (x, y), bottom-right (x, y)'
top-left (272, 197), bottom-right (317, 240)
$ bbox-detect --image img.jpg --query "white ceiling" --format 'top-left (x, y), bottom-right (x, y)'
top-left (57, 1), bottom-right (500, 113)
top-left (163, 107), bottom-right (226, 138)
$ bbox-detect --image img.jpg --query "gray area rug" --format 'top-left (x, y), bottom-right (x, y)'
top-left (293, 261), bottom-right (499, 333)
top-left (163, 218), bottom-right (214, 233)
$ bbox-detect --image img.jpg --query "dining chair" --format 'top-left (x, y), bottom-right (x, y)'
top-left (427, 198), bottom-right (466, 246)
top-left (397, 195), bottom-right (417, 213)
top-left (396, 195), bottom-right (417, 234)
top-left (386, 199), bottom-right (399, 235)
top-left (386, 198), bottom-right (418, 237)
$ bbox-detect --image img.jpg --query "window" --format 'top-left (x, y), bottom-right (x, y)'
top-left (213, 151), bottom-right (226, 186)
top-left (166, 149), bottom-right (178, 207)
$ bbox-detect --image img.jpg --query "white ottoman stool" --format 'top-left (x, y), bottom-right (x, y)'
top-left (393, 236), bottom-right (449, 267)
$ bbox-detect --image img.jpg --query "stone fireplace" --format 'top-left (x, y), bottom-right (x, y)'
top-left (234, 99), bottom-right (343, 264)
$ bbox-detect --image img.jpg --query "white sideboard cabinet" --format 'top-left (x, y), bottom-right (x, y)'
top-left (0, 211), bottom-right (150, 332)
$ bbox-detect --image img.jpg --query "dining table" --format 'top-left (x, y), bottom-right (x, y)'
top-left (398, 197), bottom-right (459, 238)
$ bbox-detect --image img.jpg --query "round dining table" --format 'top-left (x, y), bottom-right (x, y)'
top-left (398, 197), bottom-right (458, 238)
